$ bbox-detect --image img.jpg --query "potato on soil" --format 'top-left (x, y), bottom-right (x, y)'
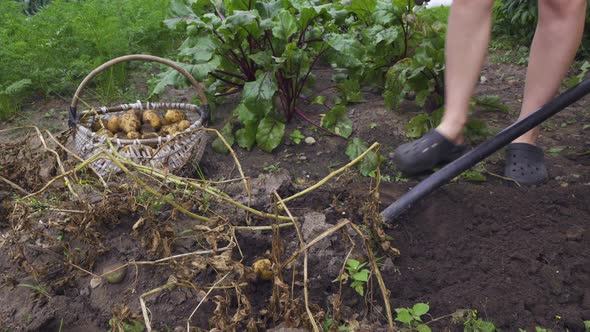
top-left (142, 110), bottom-right (162, 130)
top-left (253, 259), bottom-right (273, 281)
top-left (96, 128), bottom-right (113, 138)
top-left (106, 116), bottom-right (120, 133)
top-left (164, 109), bottom-right (185, 124)
top-left (177, 119), bottom-right (191, 131)
top-left (118, 110), bottom-right (141, 133)
top-left (127, 131), bottom-right (141, 139)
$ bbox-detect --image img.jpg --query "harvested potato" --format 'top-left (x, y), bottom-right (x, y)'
top-left (127, 131), bottom-right (141, 139)
top-left (160, 124), bottom-right (179, 136)
top-left (177, 119), bottom-right (191, 131)
top-left (165, 109), bottom-right (185, 124)
top-left (92, 118), bottom-right (107, 132)
top-left (253, 259), bottom-right (273, 281)
top-left (142, 110), bottom-right (162, 130)
top-left (96, 128), bottom-right (113, 138)
top-left (119, 110), bottom-right (141, 133)
top-left (107, 116), bottom-right (120, 133)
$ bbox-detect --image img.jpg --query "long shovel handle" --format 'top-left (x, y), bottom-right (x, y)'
top-left (381, 77), bottom-right (590, 222)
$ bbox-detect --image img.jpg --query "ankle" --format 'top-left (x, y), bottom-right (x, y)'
top-left (436, 122), bottom-right (466, 145)
top-left (512, 129), bottom-right (539, 145)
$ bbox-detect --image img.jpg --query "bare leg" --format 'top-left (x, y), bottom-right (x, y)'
top-left (436, 0), bottom-right (494, 144)
top-left (513, 0), bottom-right (587, 145)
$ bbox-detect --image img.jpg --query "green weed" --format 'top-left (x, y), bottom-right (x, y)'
top-left (395, 303), bottom-right (431, 332)
top-left (464, 310), bottom-right (497, 332)
top-left (289, 130), bottom-right (305, 145)
top-left (17, 283), bottom-right (51, 299)
top-left (336, 259), bottom-right (371, 297)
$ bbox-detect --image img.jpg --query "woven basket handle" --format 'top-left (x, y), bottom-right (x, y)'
top-left (69, 54), bottom-right (208, 126)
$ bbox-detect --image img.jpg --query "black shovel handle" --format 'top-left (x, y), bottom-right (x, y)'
top-left (381, 77), bottom-right (590, 222)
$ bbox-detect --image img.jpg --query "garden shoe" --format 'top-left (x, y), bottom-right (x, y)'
top-left (504, 143), bottom-right (548, 185)
top-left (390, 129), bottom-right (468, 175)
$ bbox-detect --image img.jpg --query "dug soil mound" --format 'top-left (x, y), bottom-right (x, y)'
top-left (380, 181), bottom-right (590, 331)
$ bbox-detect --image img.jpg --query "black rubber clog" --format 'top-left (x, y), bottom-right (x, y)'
top-left (504, 143), bottom-right (548, 185)
top-left (390, 130), bottom-right (468, 175)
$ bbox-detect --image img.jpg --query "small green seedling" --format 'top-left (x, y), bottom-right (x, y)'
top-left (263, 163), bottom-right (281, 173)
top-left (323, 317), bottom-right (351, 332)
top-left (458, 163), bottom-right (487, 182)
top-left (464, 310), bottom-right (497, 332)
top-left (395, 303), bottom-right (431, 332)
top-left (337, 259), bottom-right (370, 296)
top-left (290, 130), bottom-right (305, 144)
top-left (584, 320), bottom-right (590, 331)
top-left (108, 318), bottom-right (144, 332)
top-left (18, 283), bottom-right (51, 299)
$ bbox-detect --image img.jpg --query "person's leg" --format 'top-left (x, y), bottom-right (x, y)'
top-left (513, 0), bottom-right (587, 145)
top-left (504, 0), bottom-right (586, 185)
top-left (392, 0), bottom-right (493, 174)
top-left (436, 0), bottom-right (494, 144)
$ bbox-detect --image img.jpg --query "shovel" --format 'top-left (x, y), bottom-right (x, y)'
top-left (381, 77), bottom-right (590, 222)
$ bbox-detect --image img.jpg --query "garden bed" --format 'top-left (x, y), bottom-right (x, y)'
top-left (0, 60), bottom-right (589, 332)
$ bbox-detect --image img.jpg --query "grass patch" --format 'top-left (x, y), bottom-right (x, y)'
top-left (0, 0), bottom-right (179, 116)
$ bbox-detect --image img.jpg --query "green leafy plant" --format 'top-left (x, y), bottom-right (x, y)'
top-left (157, 0), bottom-right (354, 152)
top-left (383, 21), bottom-right (446, 111)
top-left (326, 1), bottom-right (444, 91)
top-left (394, 303), bottom-right (431, 332)
top-left (584, 320), bottom-right (590, 332)
top-left (337, 259), bottom-right (370, 296)
top-left (492, 0), bottom-right (590, 57)
top-left (345, 138), bottom-right (379, 177)
top-left (492, 0), bottom-right (537, 43)
top-left (289, 129), bottom-right (305, 144)
top-left (464, 310), bottom-right (497, 332)
top-left (564, 61), bottom-right (590, 88)
top-left (323, 316), bottom-right (352, 332)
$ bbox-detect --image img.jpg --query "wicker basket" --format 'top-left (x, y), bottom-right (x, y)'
top-left (69, 54), bottom-right (210, 176)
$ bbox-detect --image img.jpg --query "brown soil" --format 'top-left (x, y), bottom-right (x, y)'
top-left (0, 58), bottom-right (589, 332)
